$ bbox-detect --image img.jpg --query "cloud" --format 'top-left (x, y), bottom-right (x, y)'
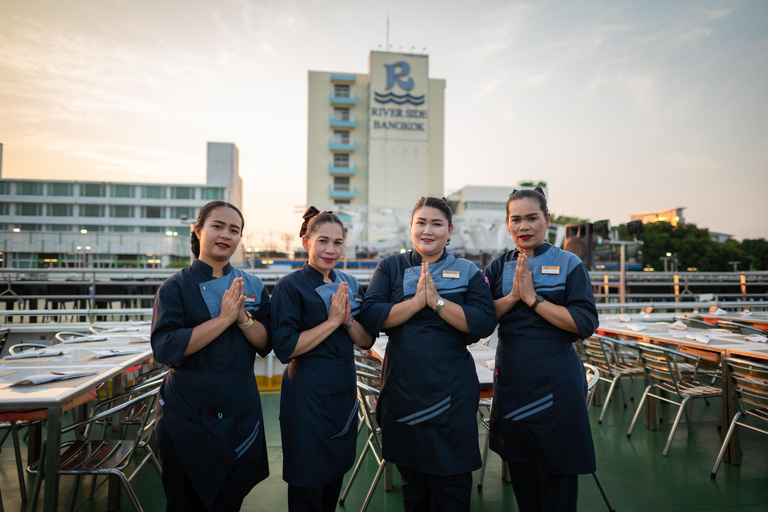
top-left (519, 72), bottom-right (550, 89)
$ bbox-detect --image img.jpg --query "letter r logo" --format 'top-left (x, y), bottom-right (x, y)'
top-left (385, 61), bottom-right (414, 91)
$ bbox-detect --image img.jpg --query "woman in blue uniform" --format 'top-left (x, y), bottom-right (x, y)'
top-left (151, 201), bottom-right (271, 512)
top-left (271, 207), bottom-right (375, 512)
top-left (360, 197), bottom-right (496, 512)
top-left (483, 188), bottom-right (598, 512)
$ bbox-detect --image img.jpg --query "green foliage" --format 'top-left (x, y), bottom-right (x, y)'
top-left (166, 261), bottom-right (189, 268)
top-left (519, 180), bottom-right (548, 187)
top-left (550, 213), bottom-right (590, 226)
top-left (613, 221), bottom-right (767, 270)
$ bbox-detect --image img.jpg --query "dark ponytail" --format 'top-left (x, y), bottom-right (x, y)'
top-left (190, 201), bottom-right (244, 258)
top-left (299, 206), bottom-right (344, 238)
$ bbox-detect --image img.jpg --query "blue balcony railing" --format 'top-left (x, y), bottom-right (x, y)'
top-left (329, 91), bottom-right (357, 105)
top-left (329, 114), bottom-right (357, 128)
top-left (328, 185), bottom-right (357, 198)
top-left (328, 162), bottom-right (357, 175)
top-left (329, 138), bottom-right (356, 151)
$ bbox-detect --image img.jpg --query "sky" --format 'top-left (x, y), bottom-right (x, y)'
top-left (1, 0), bottom-right (767, 248)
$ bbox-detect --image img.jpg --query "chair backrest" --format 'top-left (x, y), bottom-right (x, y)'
top-left (736, 324), bottom-right (766, 336)
top-left (636, 342), bottom-right (684, 395)
top-left (724, 357), bottom-right (768, 414)
top-left (8, 343), bottom-right (48, 355)
top-left (0, 327), bottom-right (9, 357)
top-left (714, 320), bottom-right (744, 333)
top-left (356, 381), bottom-right (382, 442)
top-left (677, 316), bottom-right (715, 330)
top-left (583, 336), bottom-right (612, 371)
top-left (584, 363), bottom-right (599, 409)
top-left (54, 331), bottom-right (88, 343)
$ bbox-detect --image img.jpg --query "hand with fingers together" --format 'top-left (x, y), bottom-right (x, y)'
top-left (517, 253), bottom-right (536, 306)
top-left (423, 262), bottom-right (440, 310)
top-left (329, 282), bottom-right (349, 329)
top-left (221, 277), bottom-right (246, 326)
top-left (413, 263), bottom-right (429, 310)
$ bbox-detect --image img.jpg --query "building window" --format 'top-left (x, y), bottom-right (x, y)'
top-left (48, 224), bottom-right (73, 232)
top-left (81, 225), bottom-right (104, 232)
top-left (110, 205), bottom-right (133, 218)
top-left (333, 176), bottom-right (350, 192)
top-left (334, 199), bottom-right (351, 205)
top-left (333, 130), bottom-right (350, 144)
top-left (172, 207), bottom-right (194, 219)
top-left (143, 206), bottom-right (163, 219)
top-left (333, 107), bottom-right (350, 122)
top-left (48, 183), bottom-right (73, 196)
top-left (80, 204), bottom-right (104, 217)
top-left (141, 226), bottom-right (164, 233)
top-left (19, 182), bottom-right (42, 195)
top-left (19, 203), bottom-right (43, 216)
top-left (110, 225), bottom-right (134, 232)
top-left (171, 187), bottom-right (194, 199)
top-left (0, 202), bottom-right (9, 215)
top-left (49, 204), bottom-right (72, 217)
top-left (111, 184), bottom-right (135, 198)
top-left (82, 184), bottom-right (104, 197)
top-left (202, 188), bottom-right (224, 200)
top-left (464, 201), bottom-right (506, 211)
top-left (19, 224), bottom-right (41, 232)
top-left (142, 186), bottom-right (164, 199)
top-left (333, 84), bottom-right (350, 98)
top-left (333, 154), bottom-right (350, 168)
top-left (0, 181), bottom-right (9, 195)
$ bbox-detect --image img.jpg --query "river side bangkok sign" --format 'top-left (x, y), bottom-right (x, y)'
top-left (368, 52), bottom-right (429, 141)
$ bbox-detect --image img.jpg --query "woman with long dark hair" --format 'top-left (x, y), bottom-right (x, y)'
top-left (271, 207), bottom-right (375, 512)
top-left (484, 187), bottom-right (598, 512)
top-left (151, 201), bottom-right (271, 511)
top-left (360, 197), bottom-right (496, 512)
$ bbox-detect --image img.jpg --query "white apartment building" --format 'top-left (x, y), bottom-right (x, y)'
top-left (0, 142), bottom-right (243, 268)
top-left (306, 51), bottom-right (445, 248)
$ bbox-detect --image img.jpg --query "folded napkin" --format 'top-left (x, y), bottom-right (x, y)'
top-left (99, 327), bottom-right (140, 333)
top-left (129, 320), bottom-right (151, 326)
top-left (686, 334), bottom-right (711, 344)
top-left (627, 324), bottom-right (646, 332)
top-left (712, 308), bottom-right (727, 316)
top-left (62, 335), bottom-right (108, 344)
top-left (0, 364), bottom-right (6, 374)
top-left (90, 348), bottom-right (147, 359)
top-left (745, 334), bottom-right (768, 343)
top-left (485, 360), bottom-right (495, 371)
top-left (669, 321), bottom-right (688, 331)
top-left (4, 348), bottom-right (72, 360)
top-left (10, 370), bottom-right (99, 386)
top-left (128, 335), bottom-right (150, 343)
top-left (740, 311), bottom-right (753, 316)
top-left (618, 314), bottom-right (632, 323)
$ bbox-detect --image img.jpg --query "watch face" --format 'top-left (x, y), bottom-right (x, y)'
top-left (437, 299), bottom-right (445, 306)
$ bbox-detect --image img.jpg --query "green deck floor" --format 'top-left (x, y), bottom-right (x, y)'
top-left (1, 381), bottom-right (767, 511)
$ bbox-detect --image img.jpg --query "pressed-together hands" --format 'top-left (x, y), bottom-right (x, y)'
top-left (221, 277), bottom-right (247, 325)
top-left (414, 262), bottom-right (440, 311)
top-left (329, 282), bottom-right (352, 328)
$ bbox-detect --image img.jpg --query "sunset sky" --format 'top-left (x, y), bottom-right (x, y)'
top-left (1, 0), bottom-right (766, 246)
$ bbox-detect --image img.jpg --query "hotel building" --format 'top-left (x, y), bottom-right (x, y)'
top-left (0, 142), bottom-right (243, 268)
top-left (306, 51), bottom-right (445, 246)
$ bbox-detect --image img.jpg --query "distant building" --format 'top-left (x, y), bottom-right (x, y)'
top-left (709, 231), bottom-right (733, 243)
top-left (629, 207), bottom-right (686, 228)
top-left (0, 142), bottom-right (243, 268)
top-left (306, 51), bottom-right (445, 244)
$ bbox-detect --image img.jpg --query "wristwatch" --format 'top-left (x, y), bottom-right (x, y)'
top-left (237, 311), bottom-right (255, 330)
top-left (530, 294), bottom-right (545, 312)
top-left (434, 297), bottom-right (445, 314)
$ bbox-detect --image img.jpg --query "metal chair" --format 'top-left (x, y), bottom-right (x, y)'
top-left (711, 357), bottom-right (768, 478)
top-left (338, 381), bottom-right (386, 512)
top-left (54, 331), bottom-right (92, 343)
top-left (583, 335), bottom-right (644, 424)
top-left (26, 386), bottom-right (160, 512)
top-left (7, 343), bottom-right (49, 355)
top-left (714, 320), bottom-right (766, 336)
top-left (584, 363), bottom-right (616, 512)
top-left (628, 342), bottom-right (722, 456)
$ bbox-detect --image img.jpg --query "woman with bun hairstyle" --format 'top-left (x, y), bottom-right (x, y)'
top-left (483, 187), bottom-right (598, 512)
top-left (271, 207), bottom-right (375, 512)
top-left (151, 201), bottom-right (272, 511)
top-left (360, 196), bottom-right (496, 512)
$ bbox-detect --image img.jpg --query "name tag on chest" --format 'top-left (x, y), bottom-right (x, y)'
top-left (244, 294), bottom-right (257, 303)
top-left (442, 270), bottom-right (460, 279)
top-left (541, 266), bottom-right (560, 275)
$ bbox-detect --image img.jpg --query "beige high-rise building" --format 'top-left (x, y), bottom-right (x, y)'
top-left (307, 51), bottom-right (445, 247)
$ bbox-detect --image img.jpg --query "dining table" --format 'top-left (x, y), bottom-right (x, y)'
top-left (596, 319), bottom-right (768, 465)
top-left (0, 328), bottom-right (154, 511)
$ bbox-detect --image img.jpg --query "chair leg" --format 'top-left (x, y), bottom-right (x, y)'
top-left (69, 475), bottom-right (82, 512)
top-left (10, 422), bottom-right (27, 502)
top-left (663, 397), bottom-right (690, 456)
top-left (630, 376), bottom-right (637, 401)
top-left (599, 376), bottom-right (620, 424)
top-left (627, 386), bottom-right (651, 438)
top-left (478, 427), bottom-right (491, 490)
top-left (116, 470), bottom-right (144, 512)
top-left (711, 414), bottom-right (741, 478)
top-left (28, 447), bottom-right (46, 512)
top-left (339, 433), bottom-right (373, 505)
top-left (361, 460), bottom-right (387, 512)
top-left (592, 472), bottom-right (615, 512)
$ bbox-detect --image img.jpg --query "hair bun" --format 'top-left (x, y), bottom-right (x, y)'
top-left (534, 186), bottom-right (545, 195)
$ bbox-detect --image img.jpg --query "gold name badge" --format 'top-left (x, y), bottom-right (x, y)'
top-left (541, 266), bottom-right (561, 275)
top-left (442, 270), bottom-right (461, 279)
